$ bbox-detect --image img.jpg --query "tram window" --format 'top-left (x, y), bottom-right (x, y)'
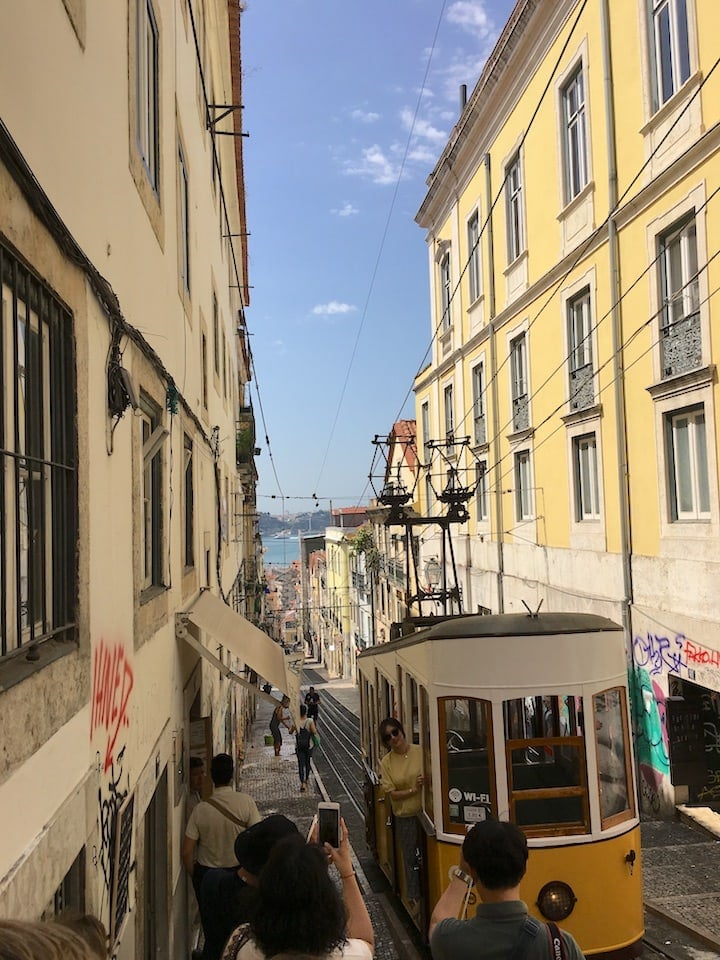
top-left (504, 694), bottom-right (589, 836)
top-left (593, 688), bottom-right (634, 826)
top-left (420, 686), bottom-right (434, 820)
top-left (439, 697), bottom-right (495, 834)
top-left (407, 676), bottom-right (420, 745)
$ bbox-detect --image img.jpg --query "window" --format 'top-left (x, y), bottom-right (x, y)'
top-left (467, 210), bottom-right (481, 303)
top-left (184, 435), bottom-right (194, 568)
top-left (136, 0), bottom-right (159, 191)
top-left (476, 462), bottom-right (488, 522)
top-left (593, 688), bottom-right (634, 826)
top-left (573, 434), bottom-right (600, 520)
top-left (440, 252), bottom-right (452, 330)
top-left (421, 401), bottom-right (430, 464)
top-left (504, 694), bottom-right (589, 836)
top-left (0, 244), bottom-right (77, 659)
top-left (649, 0), bottom-right (691, 110)
top-left (510, 333), bottom-right (528, 431)
top-left (439, 697), bottom-right (495, 833)
top-left (444, 383), bottom-right (454, 450)
top-left (567, 289), bottom-right (594, 409)
top-left (141, 396), bottom-right (165, 590)
top-left (562, 66), bottom-right (588, 203)
top-left (212, 293), bottom-right (220, 376)
top-left (425, 474), bottom-right (434, 517)
top-left (178, 141), bottom-right (190, 295)
top-left (505, 154), bottom-right (524, 263)
top-left (658, 216), bottom-right (700, 377)
top-left (514, 450), bottom-right (532, 521)
top-left (472, 362), bottom-right (486, 445)
top-left (200, 333), bottom-right (208, 409)
top-left (666, 406), bottom-right (710, 520)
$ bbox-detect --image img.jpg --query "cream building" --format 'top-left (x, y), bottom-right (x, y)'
top-left (415, 0), bottom-right (720, 815)
top-left (0, 3), bottom-right (293, 957)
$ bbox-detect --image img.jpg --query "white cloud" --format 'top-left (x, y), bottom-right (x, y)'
top-left (350, 108), bottom-right (381, 124)
top-left (312, 301), bottom-right (357, 316)
top-left (343, 145), bottom-right (404, 185)
top-left (331, 202), bottom-right (359, 217)
top-left (446, 0), bottom-right (493, 40)
top-left (400, 108), bottom-right (447, 144)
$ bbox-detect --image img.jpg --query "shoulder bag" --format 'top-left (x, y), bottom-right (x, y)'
top-left (206, 798), bottom-right (247, 829)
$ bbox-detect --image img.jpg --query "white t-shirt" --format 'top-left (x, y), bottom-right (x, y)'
top-left (236, 938), bottom-right (372, 960)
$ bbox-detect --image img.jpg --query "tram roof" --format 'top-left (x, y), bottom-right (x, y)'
top-left (358, 612), bottom-right (622, 657)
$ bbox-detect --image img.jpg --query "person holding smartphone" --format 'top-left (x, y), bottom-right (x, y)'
top-left (379, 717), bottom-right (425, 903)
top-left (220, 819), bottom-right (373, 960)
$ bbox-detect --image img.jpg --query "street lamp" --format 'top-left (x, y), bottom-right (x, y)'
top-left (425, 557), bottom-right (442, 593)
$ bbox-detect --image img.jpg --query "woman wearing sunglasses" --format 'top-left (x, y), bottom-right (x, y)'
top-left (378, 718), bottom-right (425, 904)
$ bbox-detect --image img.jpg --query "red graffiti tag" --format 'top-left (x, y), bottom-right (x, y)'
top-left (684, 640), bottom-right (720, 669)
top-left (91, 640), bottom-right (134, 773)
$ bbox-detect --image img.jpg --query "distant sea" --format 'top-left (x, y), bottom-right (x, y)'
top-left (262, 536), bottom-right (300, 568)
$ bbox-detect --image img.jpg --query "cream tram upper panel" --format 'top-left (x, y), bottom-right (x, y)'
top-left (358, 615), bottom-right (625, 694)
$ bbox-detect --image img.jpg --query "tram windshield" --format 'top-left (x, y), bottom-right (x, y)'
top-left (504, 694), bottom-right (589, 836)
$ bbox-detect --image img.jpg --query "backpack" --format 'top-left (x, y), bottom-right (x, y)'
top-left (296, 722), bottom-right (312, 751)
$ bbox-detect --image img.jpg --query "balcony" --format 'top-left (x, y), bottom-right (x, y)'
top-left (236, 407), bottom-right (259, 466)
top-left (661, 310), bottom-right (701, 378)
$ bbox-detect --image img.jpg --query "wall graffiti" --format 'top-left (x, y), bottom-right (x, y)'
top-left (98, 745), bottom-right (129, 900)
top-left (630, 665), bottom-right (669, 812)
top-left (633, 631), bottom-right (720, 692)
top-left (91, 639), bottom-right (135, 773)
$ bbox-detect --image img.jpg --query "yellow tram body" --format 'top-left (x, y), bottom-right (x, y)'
top-left (358, 613), bottom-right (644, 958)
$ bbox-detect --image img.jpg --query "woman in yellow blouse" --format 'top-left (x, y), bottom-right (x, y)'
top-left (379, 717), bottom-right (424, 900)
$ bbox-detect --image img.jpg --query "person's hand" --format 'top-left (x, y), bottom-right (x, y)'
top-left (323, 818), bottom-right (354, 878)
top-left (416, 773), bottom-right (425, 789)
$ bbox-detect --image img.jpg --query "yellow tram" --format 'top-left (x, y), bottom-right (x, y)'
top-left (358, 612), bottom-right (643, 957)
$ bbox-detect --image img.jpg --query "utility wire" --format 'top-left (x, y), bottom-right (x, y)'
top-left (311, 0), bottom-right (450, 497)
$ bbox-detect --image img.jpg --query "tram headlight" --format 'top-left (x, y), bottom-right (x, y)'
top-left (537, 881), bottom-right (576, 921)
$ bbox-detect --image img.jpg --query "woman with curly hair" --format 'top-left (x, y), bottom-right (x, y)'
top-left (221, 819), bottom-right (373, 959)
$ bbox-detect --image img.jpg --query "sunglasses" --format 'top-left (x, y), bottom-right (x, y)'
top-left (382, 728), bottom-right (401, 743)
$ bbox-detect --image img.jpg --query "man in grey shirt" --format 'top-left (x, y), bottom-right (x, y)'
top-left (429, 819), bottom-right (585, 960)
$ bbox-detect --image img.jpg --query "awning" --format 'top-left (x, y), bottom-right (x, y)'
top-left (176, 589), bottom-right (303, 713)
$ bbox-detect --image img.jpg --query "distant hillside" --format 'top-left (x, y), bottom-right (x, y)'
top-left (258, 510), bottom-right (331, 536)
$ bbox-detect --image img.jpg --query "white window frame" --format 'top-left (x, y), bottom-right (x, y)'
top-left (505, 153), bottom-right (524, 264)
top-left (443, 382), bottom-right (455, 452)
top-left (178, 139), bottom-right (190, 295)
top-left (467, 209), bottom-right (482, 304)
top-left (440, 251), bottom-right (452, 331)
top-left (666, 406), bottom-right (710, 521)
top-left (561, 65), bottom-right (588, 203)
top-left (650, 377), bottom-right (718, 547)
top-left (476, 461), bottom-right (489, 524)
top-left (514, 449), bottom-right (533, 522)
top-left (565, 414), bottom-right (606, 550)
top-left (646, 185), bottom-right (710, 384)
top-left (573, 433), bottom-right (601, 521)
top-left (137, 0), bottom-right (159, 191)
top-left (648, 0), bottom-right (692, 111)
top-left (509, 330), bottom-right (529, 433)
top-left (421, 401), bottom-right (431, 464)
top-left (140, 395), bottom-right (166, 592)
top-left (472, 361), bottom-right (486, 447)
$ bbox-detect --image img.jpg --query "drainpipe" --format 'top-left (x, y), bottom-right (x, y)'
top-left (601, 0), bottom-right (634, 637)
top-left (485, 153), bottom-right (505, 613)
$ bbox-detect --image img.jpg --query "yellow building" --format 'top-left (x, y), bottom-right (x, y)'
top-left (415, 0), bottom-right (720, 815)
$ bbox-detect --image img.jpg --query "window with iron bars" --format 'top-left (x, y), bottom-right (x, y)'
top-left (0, 243), bottom-right (77, 660)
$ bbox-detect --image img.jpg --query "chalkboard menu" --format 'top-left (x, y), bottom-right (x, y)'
top-left (110, 791), bottom-right (135, 946)
top-left (666, 697), bottom-right (706, 786)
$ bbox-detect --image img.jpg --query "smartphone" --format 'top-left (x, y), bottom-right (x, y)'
top-left (317, 801), bottom-right (341, 848)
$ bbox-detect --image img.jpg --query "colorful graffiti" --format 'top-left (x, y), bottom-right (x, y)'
top-left (91, 640), bottom-right (134, 773)
top-left (629, 664), bottom-right (669, 813)
top-left (633, 631), bottom-right (720, 691)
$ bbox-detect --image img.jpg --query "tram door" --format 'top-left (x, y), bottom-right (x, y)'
top-left (375, 673), bottom-right (396, 886)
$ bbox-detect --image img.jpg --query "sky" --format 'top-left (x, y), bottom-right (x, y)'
top-left (241, 0), bottom-right (516, 516)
